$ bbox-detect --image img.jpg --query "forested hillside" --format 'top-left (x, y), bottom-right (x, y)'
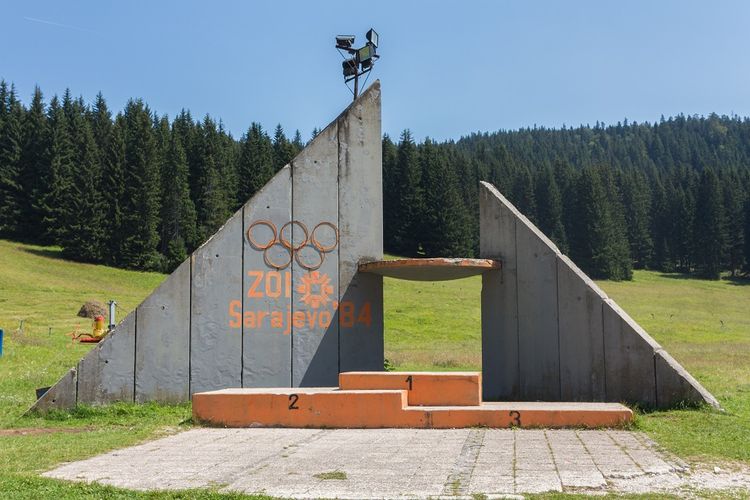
top-left (0, 80), bottom-right (749, 280)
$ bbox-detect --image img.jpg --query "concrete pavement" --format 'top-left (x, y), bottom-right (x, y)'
top-left (44, 428), bottom-right (750, 498)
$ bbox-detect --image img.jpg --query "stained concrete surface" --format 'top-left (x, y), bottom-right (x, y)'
top-left (44, 428), bottom-right (750, 498)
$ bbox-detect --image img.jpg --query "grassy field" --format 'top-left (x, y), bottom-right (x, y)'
top-left (0, 239), bottom-right (748, 498)
top-left (384, 265), bottom-right (750, 464)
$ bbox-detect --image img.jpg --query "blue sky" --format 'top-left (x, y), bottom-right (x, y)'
top-left (2, 1), bottom-right (749, 141)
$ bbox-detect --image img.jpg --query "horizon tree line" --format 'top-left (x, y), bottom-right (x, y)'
top-left (1, 80), bottom-right (749, 280)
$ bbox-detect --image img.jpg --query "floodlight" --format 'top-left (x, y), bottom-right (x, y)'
top-left (342, 58), bottom-right (357, 77)
top-left (357, 44), bottom-right (375, 64)
top-left (366, 28), bottom-right (378, 48)
top-left (336, 35), bottom-right (355, 48)
top-left (335, 28), bottom-right (380, 100)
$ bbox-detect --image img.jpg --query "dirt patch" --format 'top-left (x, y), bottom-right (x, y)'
top-left (9, 331), bottom-right (47, 346)
top-left (0, 426), bottom-right (95, 437)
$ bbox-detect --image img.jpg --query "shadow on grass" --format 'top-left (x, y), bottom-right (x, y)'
top-left (656, 273), bottom-right (695, 281)
top-left (18, 246), bottom-right (67, 261)
top-left (724, 275), bottom-right (750, 287)
top-left (656, 272), bottom-right (750, 286)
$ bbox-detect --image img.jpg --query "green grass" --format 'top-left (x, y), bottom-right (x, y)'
top-left (384, 268), bottom-right (750, 464)
top-left (1, 239), bottom-right (749, 498)
top-left (0, 240), bottom-right (270, 497)
top-left (600, 272), bottom-right (750, 464)
top-left (0, 239), bottom-right (166, 426)
top-left (384, 276), bottom-right (482, 370)
top-left (313, 471), bottom-right (347, 480)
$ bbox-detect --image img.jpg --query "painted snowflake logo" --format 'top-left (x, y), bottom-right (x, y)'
top-left (296, 271), bottom-right (334, 309)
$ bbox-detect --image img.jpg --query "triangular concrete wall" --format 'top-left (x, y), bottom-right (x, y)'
top-left (32, 82), bottom-right (384, 412)
top-left (479, 181), bottom-right (719, 409)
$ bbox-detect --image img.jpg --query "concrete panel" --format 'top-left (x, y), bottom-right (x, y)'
top-left (479, 182), bottom-right (519, 400)
top-left (242, 166), bottom-right (292, 387)
top-left (135, 260), bottom-right (190, 403)
top-left (602, 299), bottom-right (659, 407)
top-left (292, 119), bottom-right (339, 387)
top-left (77, 311), bottom-right (136, 404)
top-left (557, 254), bottom-right (607, 401)
top-left (191, 210), bottom-right (243, 394)
top-left (32, 367), bottom-right (77, 413)
top-left (516, 209), bottom-right (560, 402)
top-left (655, 349), bottom-right (720, 409)
top-left (338, 81), bottom-right (384, 372)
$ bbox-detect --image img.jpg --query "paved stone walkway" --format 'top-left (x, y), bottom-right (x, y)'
top-left (44, 428), bottom-right (750, 498)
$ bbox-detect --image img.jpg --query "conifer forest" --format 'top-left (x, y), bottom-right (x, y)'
top-left (0, 80), bottom-right (748, 280)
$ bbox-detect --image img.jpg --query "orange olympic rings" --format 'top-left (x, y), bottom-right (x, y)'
top-left (246, 220), bottom-right (277, 250)
top-left (311, 221), bottom-right (339, 252)
top-left (279, 221), bottom-right (309, 251)
top-left (295, 247), bottom-right (325, 271)
top-left (246, 219), bottom-right (339, 271)
top-left (263, 243), bottom-right (293, 270)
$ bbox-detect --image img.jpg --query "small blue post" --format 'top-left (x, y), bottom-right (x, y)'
top-left (0, 328), bottom-right (3, 357)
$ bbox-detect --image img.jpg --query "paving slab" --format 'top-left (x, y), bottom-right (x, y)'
top-left (43, 428), bottom-right (750, 498)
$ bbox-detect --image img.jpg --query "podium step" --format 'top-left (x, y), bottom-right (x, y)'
top-left (193, 388), bottom-right (414, 428)
top-left (192, 388), bottom-right (633, 429)
top-left (405, 402), bottom-right (632, 429)
top-left (339, 371), bottom-right (481, 406)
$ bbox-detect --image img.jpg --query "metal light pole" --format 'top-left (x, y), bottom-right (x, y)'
top-left (336, 29), bottom-right (380, 101)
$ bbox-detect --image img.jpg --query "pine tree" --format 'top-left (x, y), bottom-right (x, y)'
top-left (391, 130), bottom-right (424, 255)
top-left (62, 98), bottom-right (105, 262)
top-left (535, 166), bottom-right (567, 252)
top-left (512, 166), bottom-right (536, 223)
top-left (102, 115), bottom-right (126, 264)
top-left (744, 197), bottom-right (750, 274)
top-left (0, 84), bottom-right (24, 237)
top-left (194, 116), bottom-right (229, 239)
top-left (237, 122), bottom-right (274, 204)
top-left (19, 86), bottom-right (50, 241)
top-left (601, 167), bottom-right (632, 280)
top-left (722, 175), bottom-right (745, 276)
top-left (218, 121), bottom-right (239, 212)
top-left (670, 184), bottom-right (695, 271)
top-left (382, 134), bottom-right (399, 252)
top-left (553, 159), bottom-right (576, 252)
top-left (292, 129), bottom-right (304, 153)
top-left (570, 165), bottom-right (631, 280)
top-left (650, 179), bottom-right (672, 271)
top-left (419, 140), bottom-right (473, 256)
top-left (693, 169), bottom-right (725, 279)
top-left (160, 130), bottom-right (197, 271)
top-left (620, 170), bottom-right (653, 269)
top-left (172, 110), bottom-right (199, 211)
top-left (118, 99), bottom-right (161, 269)
top-left (272, 124), bottom-right (296, 170)
top-left (41, 95), bottom-right (76, 244)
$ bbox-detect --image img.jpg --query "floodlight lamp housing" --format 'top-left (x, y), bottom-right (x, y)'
top-left (336, 35), bottom-right (355, 49)
top-left (357, 44), bottom-right (375, 63)
top-left (342, 58), bottom-right (357, 77)
top-left (366, 28), bottom-right (379, 48)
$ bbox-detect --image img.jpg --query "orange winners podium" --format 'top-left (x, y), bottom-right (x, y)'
top-left (192, 372), bottom-right (632, 429)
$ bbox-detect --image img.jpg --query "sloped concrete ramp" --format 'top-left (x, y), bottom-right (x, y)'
top-left (32, 82), bottom-right (384, 411)
top-left (43, 428), bottom-right (750, 498)
top-left (479, 182), bottom-right (719, 409)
